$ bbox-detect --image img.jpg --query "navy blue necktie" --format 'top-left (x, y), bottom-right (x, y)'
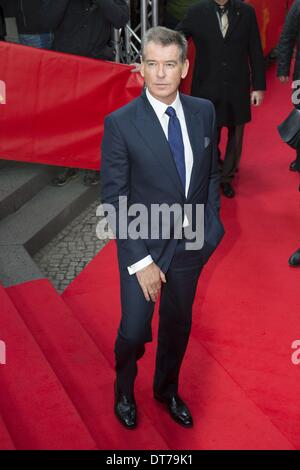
top-left (165, 106), bottom-right (186, 191)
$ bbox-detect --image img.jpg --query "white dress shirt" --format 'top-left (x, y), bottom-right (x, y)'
top-left (127, 89), bottom-right (194, 275)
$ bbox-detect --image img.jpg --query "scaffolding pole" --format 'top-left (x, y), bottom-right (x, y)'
top-left (117, 0), bottom-right (159, 64)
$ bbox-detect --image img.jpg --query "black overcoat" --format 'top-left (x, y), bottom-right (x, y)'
top-left (177, 0), bottom-right (266, 126)
top-left (277, 0), bottom-right (300, 81)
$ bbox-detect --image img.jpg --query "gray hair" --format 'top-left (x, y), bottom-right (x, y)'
top-left (141, 26), bottom-right (188, 63)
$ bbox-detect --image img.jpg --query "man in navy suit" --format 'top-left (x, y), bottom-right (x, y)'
top-left (101, 26), bottom-right (224, 429)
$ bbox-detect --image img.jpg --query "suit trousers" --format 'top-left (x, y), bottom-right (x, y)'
top-left (295, 147), bottom-right (300, 171)
top-left (115, 238), bottom-right (203, 399)
top-left (218, 125), bottom-right (245, 183)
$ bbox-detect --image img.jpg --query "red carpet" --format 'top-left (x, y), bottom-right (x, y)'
top-left (0, 284), bottom-right (97, 450)
top-left (0, 413), bottom-right (15, 450)
top-left (0, 65), bottom-right (300, 449)
top-left (5, 280), bottom-right (167, 450)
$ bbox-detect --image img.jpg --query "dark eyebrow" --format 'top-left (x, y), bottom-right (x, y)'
top-left (145, 60), bottom-right (178, 64)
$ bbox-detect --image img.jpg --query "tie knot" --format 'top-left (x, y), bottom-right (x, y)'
top-left (217, 5), bottom-right (227, 16)
top-left (165, 106), bottom-right (177, 118)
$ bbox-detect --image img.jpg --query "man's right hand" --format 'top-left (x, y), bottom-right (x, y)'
top-left (278, 76), bottom-right (289, 83)
top-left (136, 262), bottom-right (166, 302)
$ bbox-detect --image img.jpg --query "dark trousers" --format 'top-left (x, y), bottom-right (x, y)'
top-left (295, 148), bottom-right (300, 171)
top-left (115, 238), bottom-right (203, 399)
top-left (218, 125), bottom-right (245, 183)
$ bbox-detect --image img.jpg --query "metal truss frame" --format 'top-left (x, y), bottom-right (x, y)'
top-left (112, 0), bottom-right (159, 64)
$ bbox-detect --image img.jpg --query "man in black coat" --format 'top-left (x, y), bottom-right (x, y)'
top-left (51, 0), bottom-right (129, 187)
top-left (277, 0), bottom-right (300, 174)
top-left (277, 0), bottom-right (300, 267)
top-left (16, 0), bottom-right (66, 49)
top-left (177, 0), bottom-right (266, 198)
top-left (52, 0), bottom-right (129, 60)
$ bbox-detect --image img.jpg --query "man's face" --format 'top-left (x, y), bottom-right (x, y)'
top-left (140, 41), bottom-right (189, 105)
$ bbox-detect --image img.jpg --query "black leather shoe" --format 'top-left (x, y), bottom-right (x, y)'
top-left (52, 168), bottom-right (79, 186)
top-left (154, 394), bottom-right (193, 428)
top-left (83, 170), bottom-right (100, 186)
top-left (289, 160), bottom-right (300, 172)
top-left (288, 248), bottom-right (300, 267)
top-left (221, 182), bottom-right (235, 198)
top-left (114, 383), bottom-right (137, 429)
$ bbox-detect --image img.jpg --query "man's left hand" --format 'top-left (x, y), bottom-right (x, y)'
top-left (251, 90), bottom-right (264, 106)
top-left (130, 62), bottom-right (141, 73)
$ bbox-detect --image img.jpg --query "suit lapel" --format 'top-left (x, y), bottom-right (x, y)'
top-left (133, 92), bottom-right (185, 196)
top-left (204, 0), bottom-right (225, 43)
top-left (225, 0), bottom-right (242, 41)
top-left (205, 0), bottom-right (242, 42)
top-left (180, 94), bottom-right (205, 200)
top-left (133, 92), bottom-right (206, 200)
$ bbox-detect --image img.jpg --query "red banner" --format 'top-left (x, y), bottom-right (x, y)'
top-left (0, 4), bottom-right (289, 168)
top-left (247, 0), bottom-right (287, 56)
top-left (0, 42), bottom-right (143, 169)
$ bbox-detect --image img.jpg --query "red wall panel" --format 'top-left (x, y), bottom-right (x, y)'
top-left (247, 0), bottom-right (287, 55)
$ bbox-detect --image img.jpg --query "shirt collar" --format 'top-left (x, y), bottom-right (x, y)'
top-left (214, 0), bottom-right (231, 12)
top-left (145, 88), bottom-right (182, 120)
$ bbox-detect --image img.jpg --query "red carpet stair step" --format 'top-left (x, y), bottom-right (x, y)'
top-left (0, 413), bottom-right (15, 450)
top-left (0, 284), bottom-right (96, 450)
top-left (5, 280), bottom-right (168, 450)
top-left (62, 242), bottom-right (294, 450)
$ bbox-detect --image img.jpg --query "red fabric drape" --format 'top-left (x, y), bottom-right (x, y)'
top-left (0, 4), bottom-right (288, 168)
top-left (246, 0), bottom-right (287, 56)
top-left (0, 42), bottom-right (143, 169)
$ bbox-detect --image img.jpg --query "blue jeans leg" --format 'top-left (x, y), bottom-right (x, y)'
top-left (19, 32), bottom-right (53, 49)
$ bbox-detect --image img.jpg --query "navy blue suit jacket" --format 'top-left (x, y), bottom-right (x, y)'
top-left (101, 91), bottom-right (224, 273)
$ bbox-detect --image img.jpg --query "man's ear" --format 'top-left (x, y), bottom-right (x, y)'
top-left (181, 59), bottom-right (189, 80)
top-left (140, 61), bottom-right (145, 78)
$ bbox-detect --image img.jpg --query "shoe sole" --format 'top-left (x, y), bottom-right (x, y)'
top-left (52, 173), bottom-right (80, 187)
top-left (289, 168), bottom-right (300, 172)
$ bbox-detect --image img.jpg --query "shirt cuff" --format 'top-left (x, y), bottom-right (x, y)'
top-left (127, 255), bottom-right (153, 275)
top-left (183, 213), bottom-right (190, 228)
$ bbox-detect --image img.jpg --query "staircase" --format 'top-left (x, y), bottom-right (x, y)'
top-left (0, 243), bottom-right (296, 450)
top-left (0, 161), bottom-right (98, 287)
top-left (0, 278), bottom-right (168, 450)
top-left (0, 162), bottom-right (168, 449)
